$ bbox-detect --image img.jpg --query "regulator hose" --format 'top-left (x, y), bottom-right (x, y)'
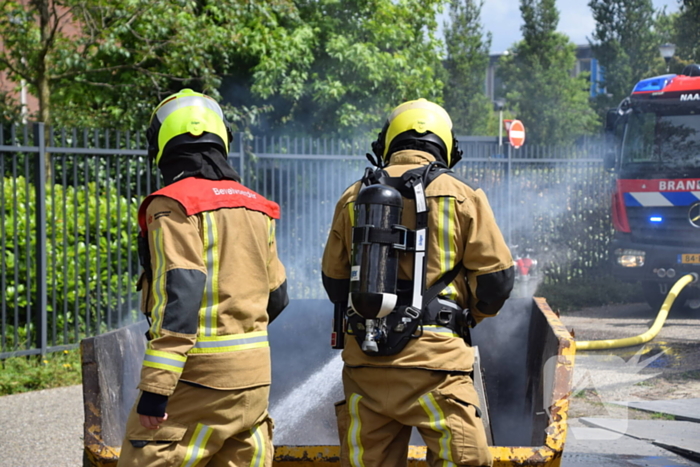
top-left (575, 272), bottom-right (699, 351)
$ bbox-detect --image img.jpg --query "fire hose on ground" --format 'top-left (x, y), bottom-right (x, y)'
top-left (575, 272), bottom-right (699, 351)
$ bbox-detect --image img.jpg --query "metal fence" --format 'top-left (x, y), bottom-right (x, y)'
top-left (244, 135), bottom-right (614, 299)
top-left (0, 125), bottom-right (613, 358)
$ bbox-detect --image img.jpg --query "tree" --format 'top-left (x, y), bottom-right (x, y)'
top-left (252, 0), bottom-right (448, 138)
top-left (674, 0), bottom-right (700, 64)
top-left (442, 0), bottom-right (492, 135)
top-left (498, 0), bottom-right (597, 145)
top-left (588, 0), bottom-right (660, 113)
top-left (0, 0), bottom-right (450, 139)
top-left (0, 0), bottom-right (314, 131)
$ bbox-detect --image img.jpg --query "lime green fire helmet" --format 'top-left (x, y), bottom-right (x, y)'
top-left (146, 89), bottom-right (233, 165)
top-left (371, 98), bottom-right (462, 168)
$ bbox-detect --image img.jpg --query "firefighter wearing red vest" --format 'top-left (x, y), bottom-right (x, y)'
top-left (322, 99), bottom-right (514, 467)
top-left (118, 89), bottom-right (288, 467)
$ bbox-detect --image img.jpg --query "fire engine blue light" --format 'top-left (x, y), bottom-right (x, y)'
top-left (632, 74), bottom-right (676, 93)
top-left (650, 216), bottom-right (663, 223)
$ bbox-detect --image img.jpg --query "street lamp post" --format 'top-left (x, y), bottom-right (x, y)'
top-left (659, 43), bottom-right (676, 73)
top-left (492, 98), bottom-right (510, 242)
top-left (494, 98), bottom-right (506, 156)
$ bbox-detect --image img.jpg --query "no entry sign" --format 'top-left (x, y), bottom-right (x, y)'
top-left (508, 119), bottom-right (525, 148)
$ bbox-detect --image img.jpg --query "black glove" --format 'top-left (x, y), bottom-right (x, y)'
top-left (137, 391), bottom-right (169, 418)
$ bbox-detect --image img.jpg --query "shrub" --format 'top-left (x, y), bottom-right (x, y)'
top-left (536, 274), bottom-right (642, 312)
top-left (1, 175), bottom-right (140, 353)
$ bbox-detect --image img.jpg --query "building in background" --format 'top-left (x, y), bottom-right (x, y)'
top-left (485, 44), bottom-right (606, 102)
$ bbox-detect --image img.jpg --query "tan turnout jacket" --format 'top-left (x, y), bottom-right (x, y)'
top-left (322, 150), bottom-right (514, 372)
top-left (137, 177), bottom-right (287, 397)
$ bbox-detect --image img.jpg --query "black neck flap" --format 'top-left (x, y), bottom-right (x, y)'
top-left (158, 144), bottom-right (241, 186)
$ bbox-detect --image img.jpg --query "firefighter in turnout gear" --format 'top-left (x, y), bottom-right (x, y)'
top-left (118, 89), bottom-right (288, 467)
top-left (322, 99), bottom-right (514, 467)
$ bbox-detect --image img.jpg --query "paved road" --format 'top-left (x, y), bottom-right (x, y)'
top-left (559, 301), bottom-right (700, 466)
top-left (559, 301), bottom-right (700, 344)
top-left (0, 385), bottom-right (83, 467)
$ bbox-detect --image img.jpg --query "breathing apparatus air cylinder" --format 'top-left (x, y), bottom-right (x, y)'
top-left (350, 184), bottom-right (404, 318)
top-left (349, 184), bottom-right (405, 352)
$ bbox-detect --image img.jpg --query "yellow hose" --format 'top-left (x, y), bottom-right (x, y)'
top-left (575, 273), bottom-right (698, 351)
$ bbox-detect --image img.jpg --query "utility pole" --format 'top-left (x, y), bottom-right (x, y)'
top-left (494, 98), bottom-right (506, 156)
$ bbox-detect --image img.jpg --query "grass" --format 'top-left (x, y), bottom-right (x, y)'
top-left (650, 412), bottom-right (676, 420)
top-left (0, 348), bottom-right (82, 396)
top-left (676, 370), bottom-right (700, 381)
top-left (537, 275), bottom-right (643, 312)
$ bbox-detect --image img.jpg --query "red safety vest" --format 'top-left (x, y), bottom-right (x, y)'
top-left (138, 177), bottom-right (280, 235)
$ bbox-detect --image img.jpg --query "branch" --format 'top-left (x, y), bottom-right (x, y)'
top-left (45, 1), bottom-right (62, 54)
top-left (48, 4), bottom-right (59, 41)
top-left (50, 58), bottom-right (151, 79)
top-left (133, 66), bottom-right (205, 82)
top-left (70, 78), bottom-right (137, 88)
top-left (0, 56), bottom-right (34, 85)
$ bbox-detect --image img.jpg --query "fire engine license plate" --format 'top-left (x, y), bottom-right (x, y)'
top-left (679, 254), bottom-right (700, 264)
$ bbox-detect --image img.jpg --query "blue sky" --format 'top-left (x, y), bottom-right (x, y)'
top-left (440, 0), bottom-right (681, 53)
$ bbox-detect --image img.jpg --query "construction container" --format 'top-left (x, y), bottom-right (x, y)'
top-left (81, 297), bottom-right (574, 466)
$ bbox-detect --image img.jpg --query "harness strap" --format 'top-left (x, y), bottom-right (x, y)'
top-left (410, 178), bottom-right (428, 310)
top-left (352, 225), bottom-right (412, 250)
top-left (422, 262), bottom-right (464, 309)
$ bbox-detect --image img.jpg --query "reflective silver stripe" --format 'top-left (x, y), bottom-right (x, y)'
top-left (440, 198), bottom-right (457, 300)
top-left (193, 333), bottom-right (268, 349)
top-left (249, 423), bottom-right (266, 467)
top-left (156, 95), bottom-right (223, 123)
top-left (348, 393), bottom-right (366, 467)
top-left (442, 198), bottom-right (451, 268)
top-left (201, 211), bottom-right (219, 337)
top-left (419, 393), bottom-right (456, 467)
top-left (150, 229), bottom-right (166, 338)
top-left (181, 423), bottom-right (214, 467)
top-left (143, 353), bottom-right (186, 369)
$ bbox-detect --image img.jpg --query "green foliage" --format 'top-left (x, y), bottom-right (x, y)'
top-left (588, 0), bottom-right (662, 114)
top-left (0, 89), bottom-right (22, 125)
top-left (498, 0), bottom-right (598, 145)
top-left (537, 275), bottom-right (642, 311)
top-left (0, 348), bottom-right (81, 395)
top-left (673, 0), bottom-right (700, 65)
top-left (442, 0), bottom-right (492, 135)
top-left (1, 173), bottom-right (139, 352)
top-left (0, 0), bottom-right (315, 131)
top-left (261, 0), bottom-right (448, 138)
top-left (0, 0), bottom-right (452, 138)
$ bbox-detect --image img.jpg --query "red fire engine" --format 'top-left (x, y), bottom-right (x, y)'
top-left (606, 64), bottom-right (700, 309)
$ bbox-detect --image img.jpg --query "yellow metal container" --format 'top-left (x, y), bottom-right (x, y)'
top-left (81, 297), bottom-right (574, 467)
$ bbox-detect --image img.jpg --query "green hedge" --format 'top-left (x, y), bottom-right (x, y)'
top-left (1, 176), bottom-right (140, 352)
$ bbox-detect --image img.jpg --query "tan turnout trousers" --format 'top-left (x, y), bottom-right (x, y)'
top-left (336, 367), bottom-right (492, 467)
top-left (118, 382), bottom-right (273, 467)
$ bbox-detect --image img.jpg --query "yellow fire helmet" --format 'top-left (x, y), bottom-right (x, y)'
top-left (372, 98), bottom-right (462, 167)
top-left (146, 89), bottom-right (233, 165)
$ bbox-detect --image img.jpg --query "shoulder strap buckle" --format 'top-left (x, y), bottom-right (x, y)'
top-left (392, 225), bottom-right (409, 251)
top-left (403, 306), bottom-right (421, 320)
